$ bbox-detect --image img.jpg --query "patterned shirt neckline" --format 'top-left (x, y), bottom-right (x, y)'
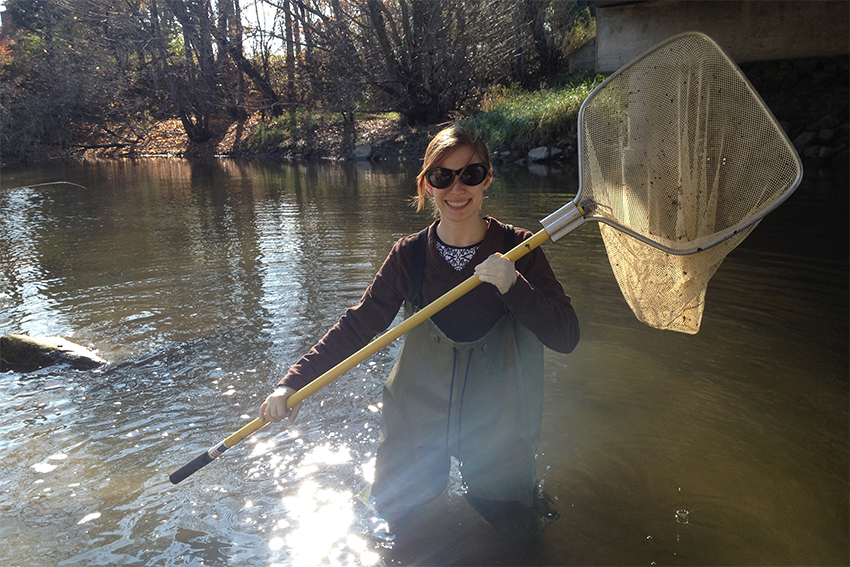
top-left (435, 234), bottom-right (483, 271)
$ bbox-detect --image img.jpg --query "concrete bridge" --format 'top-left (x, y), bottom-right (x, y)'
top-left (573, 0), bottom-right (849, 73)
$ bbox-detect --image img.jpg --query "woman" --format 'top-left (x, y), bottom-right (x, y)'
top-left (260, 125), bottom-right (579, 531)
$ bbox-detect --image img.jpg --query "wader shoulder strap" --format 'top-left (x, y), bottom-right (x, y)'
top-left (410, 223), bottom-right (517, 309)
top-left (410, 228), bottom-right (429, 309)
top-left (504, 224), bottom-right (516, 250)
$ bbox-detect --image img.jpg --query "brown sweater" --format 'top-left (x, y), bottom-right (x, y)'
top-left (280, 217), bottom-right (579, 391)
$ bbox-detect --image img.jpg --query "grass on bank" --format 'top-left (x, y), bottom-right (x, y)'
top-left (248, 110), bottom-right (325, 153)
top-left (462, 72), bottom-right (605, 154)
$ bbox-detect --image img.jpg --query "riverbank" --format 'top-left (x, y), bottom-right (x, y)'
top-left (65, 114), bottom-right (439, 164)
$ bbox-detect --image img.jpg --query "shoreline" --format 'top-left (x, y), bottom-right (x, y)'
top-left (43, 109), bottom-right (849, 176)
top-left (50, 115), bottom-right (439, 165)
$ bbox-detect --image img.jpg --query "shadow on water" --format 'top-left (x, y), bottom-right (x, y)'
top-left (0, 157), bottom-right (847, 566)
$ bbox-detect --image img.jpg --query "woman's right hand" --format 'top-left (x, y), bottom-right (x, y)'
top-left (259, 386), bottom-right (302, 426)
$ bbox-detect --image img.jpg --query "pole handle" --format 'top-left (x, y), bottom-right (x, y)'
top-left (169, 418), bottom-right (269, 484)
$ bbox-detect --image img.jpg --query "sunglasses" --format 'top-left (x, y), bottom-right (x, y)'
top-left (425, 163), bottom-right (489, 189)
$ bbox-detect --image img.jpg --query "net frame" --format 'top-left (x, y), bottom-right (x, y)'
top-left (541, 32), bottom-right (803, 333)
top-left (543, 32), bottom-right (803, 253)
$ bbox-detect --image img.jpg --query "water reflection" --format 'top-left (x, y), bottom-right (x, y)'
top-left (0, 186), bottom-right (69, 335)
top-left (0, 158), bottom-right (846, 566)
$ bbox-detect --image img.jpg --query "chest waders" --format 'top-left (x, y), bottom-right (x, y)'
top-left (370, 228), bottom-right (545, 522)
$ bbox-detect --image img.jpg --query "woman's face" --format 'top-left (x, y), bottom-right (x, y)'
top-left (425, 145), bottom-right (492, 225)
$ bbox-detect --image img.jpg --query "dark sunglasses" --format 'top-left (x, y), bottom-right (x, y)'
top-left (425, 163), bottom-right (489, 189)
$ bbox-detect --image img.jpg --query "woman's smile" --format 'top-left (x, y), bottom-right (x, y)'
top-left (446, 197), bottom-right (472, 209)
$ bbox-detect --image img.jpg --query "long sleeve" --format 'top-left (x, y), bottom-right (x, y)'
top-left (280, 236), bottom-right (414, 390)
top-left (499, 234), bottom-right (580, 353)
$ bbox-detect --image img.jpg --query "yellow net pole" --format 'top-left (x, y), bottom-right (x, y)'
top-left (169, 228), bottom-right (553, 483)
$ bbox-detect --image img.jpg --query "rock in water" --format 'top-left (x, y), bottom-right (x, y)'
top-left (0, 334), bottom-right (107, 372)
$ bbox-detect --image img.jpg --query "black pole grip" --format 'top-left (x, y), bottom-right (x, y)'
top-left (169, 442), bottom-right (228, 484)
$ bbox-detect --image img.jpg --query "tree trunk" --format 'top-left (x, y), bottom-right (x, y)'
top-left (233, 0), bottom-right (246, 118)
top-left (524, 0), bottom-right (558, 82)
top-left (284, 0), bottom-right (297, 129)
top-left (210, 25), bottom-right (283, 116)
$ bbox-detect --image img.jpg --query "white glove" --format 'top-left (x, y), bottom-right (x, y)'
top-left (474, 253), bottom-right (517, 294)
top-left (260, 385), bottom-right (302, 426)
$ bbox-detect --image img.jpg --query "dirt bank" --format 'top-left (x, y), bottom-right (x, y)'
top-left (69, 115), bottom-right (439, 163)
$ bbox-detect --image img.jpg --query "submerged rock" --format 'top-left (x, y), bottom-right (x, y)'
top-left (527, 146), bottom-right (551, 163)
top-left (0, 334), bottom-right (107, 372)
top-left (350, 144), bottom-right (373, 161)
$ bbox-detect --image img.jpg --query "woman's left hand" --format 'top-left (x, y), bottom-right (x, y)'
top-left (474, 253), bottom-right (517, 294)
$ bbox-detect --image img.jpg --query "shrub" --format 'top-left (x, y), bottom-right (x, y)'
top-left (463, 72), bottom-right (604, 153)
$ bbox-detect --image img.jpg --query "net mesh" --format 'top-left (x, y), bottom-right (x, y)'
top-left (578, 33), bottom-right (801, 333)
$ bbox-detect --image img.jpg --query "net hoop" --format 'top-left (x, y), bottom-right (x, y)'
top-left (571, 31), bottom-right (802, 255)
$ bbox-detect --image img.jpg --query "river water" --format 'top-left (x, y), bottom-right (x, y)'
top-left (0, 157), bottom-right (846, 566)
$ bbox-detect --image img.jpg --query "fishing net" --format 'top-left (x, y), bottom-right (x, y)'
top-left (575, 33), bottom-right (802, 333)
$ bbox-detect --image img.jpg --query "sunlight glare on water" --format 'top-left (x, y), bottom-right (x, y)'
top-left (268, 444), bottom-right (380, 567)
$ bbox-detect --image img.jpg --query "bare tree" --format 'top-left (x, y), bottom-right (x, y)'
top-left (217, 0), bottom-right (247, 118)
top-left (287, 0), bottom-right (584, 124)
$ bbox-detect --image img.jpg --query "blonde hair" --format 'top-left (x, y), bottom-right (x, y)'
top-left (413, 125), bottom-right (492, 212)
